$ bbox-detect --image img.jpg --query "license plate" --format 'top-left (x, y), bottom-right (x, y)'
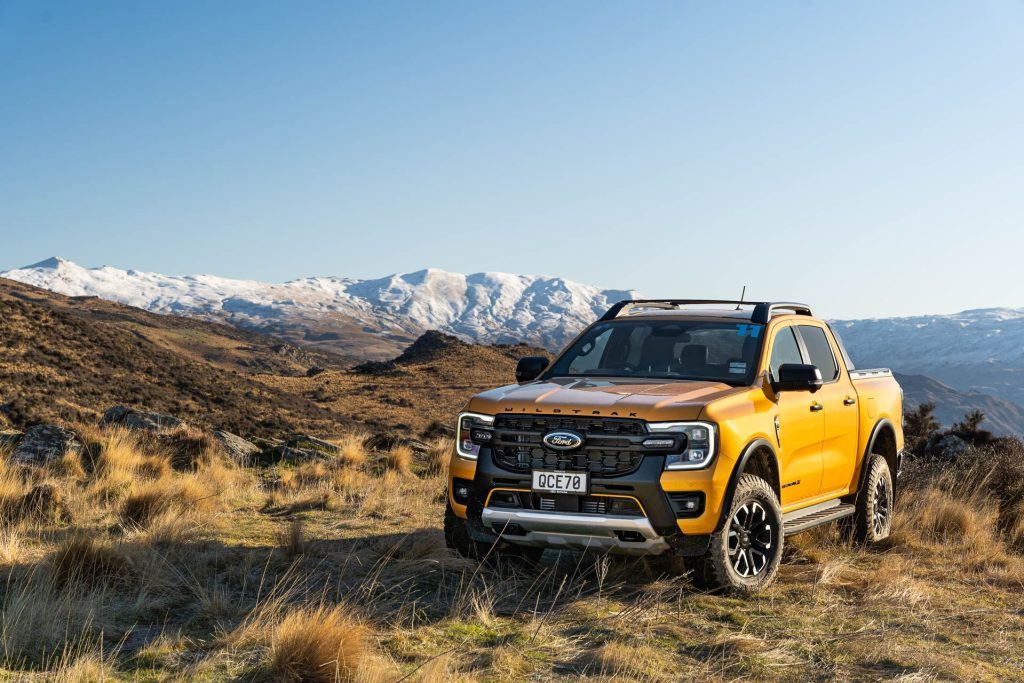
top-left (532, 470), bottom-right (588, 495)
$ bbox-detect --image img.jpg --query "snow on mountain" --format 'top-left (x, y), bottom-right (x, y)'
top-left (834, 308), bottom-right (1024, 409)
top-left (5, 257), bottom-right (1024, 431)
top-left (1, 257), bottom-right (638, 351)
top-left (834, 308), bottom-right (1024, 369)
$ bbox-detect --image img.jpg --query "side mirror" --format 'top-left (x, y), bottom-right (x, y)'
top-left (774, 364), bottom-right (823, 393)
top-left (516, 356), bottom-right (549, 383)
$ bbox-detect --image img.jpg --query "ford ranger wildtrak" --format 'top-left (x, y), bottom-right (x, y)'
top-left (445, 300), bottom-right (904, 592)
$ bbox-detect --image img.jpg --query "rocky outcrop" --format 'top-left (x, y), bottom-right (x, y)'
top-left (100, 406), bottom-right (186, 433)
top-left (926, 434), bottom-right (971, 460)
top-left (213, 430), bottom-right (261, 465)
top-left (11, 425), bottom-right (82, 465)
top-left (365, 433), bottom-right (430, 454)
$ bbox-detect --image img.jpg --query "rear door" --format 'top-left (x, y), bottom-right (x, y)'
top-left (767, 325), bottom-right (824, 507)
top-left (795, 324), bottom-right (860, 497)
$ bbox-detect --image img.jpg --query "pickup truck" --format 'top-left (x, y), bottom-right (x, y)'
top-left (445, 300), bottom-right (904, 592)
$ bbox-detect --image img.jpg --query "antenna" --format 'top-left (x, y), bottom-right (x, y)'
top-left (736, 285), bottom-right (747, 310)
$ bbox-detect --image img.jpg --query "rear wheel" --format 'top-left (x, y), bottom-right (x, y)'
top-left (843, 455), bottom-right (893, 544)
top-left (443, 502), bottom-right (542, 566)
top-left (687, 475), bottom-right (783, 593)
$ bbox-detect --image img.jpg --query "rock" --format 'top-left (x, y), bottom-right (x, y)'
top-left (420, 421), bottom-right (455, 440)
top-left (306, 366), bottom-right (326, 377)
top-left (12, 425), bottom-right (82, 465)
top-left (0, 431), bottom-right (24, 450)
top-left (283, 434), bottom-right (341, 456)
top-left (365, 433), bottom-right (431, 454)
top-left (213, 430), bottom-right (261, 465)
top-left (100, 406), bottom-right (185, 433)
top-left (928, 433), bottom-right (971, 460)
top-left (395, 331), bottom-right (469, 365)
top-left (262, 445), bottom-right (324, 465)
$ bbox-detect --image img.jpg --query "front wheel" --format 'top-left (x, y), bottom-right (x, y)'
top-left (687, 475), bottom-right (783, 593)
top-left (843, 454), bottom-right (893, 544)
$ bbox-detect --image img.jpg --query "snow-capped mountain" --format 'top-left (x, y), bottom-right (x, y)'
top-left (833, 308), bottom-right (1024, 410)
top-left (0, 257), bottom-right (637, 355)
top-left (4, 257), bottom-right (1024, 432)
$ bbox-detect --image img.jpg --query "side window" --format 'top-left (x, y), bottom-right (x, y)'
top-left (797, 326), bottom-right (840, 381)
top-left (769, 327), bottom-right (803, 382)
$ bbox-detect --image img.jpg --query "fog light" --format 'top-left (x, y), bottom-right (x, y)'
top-left (452, 478), bottom-right (473, 504)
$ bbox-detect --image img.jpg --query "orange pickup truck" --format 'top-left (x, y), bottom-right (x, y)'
top-left (445, 300), bottom-right (904, 591)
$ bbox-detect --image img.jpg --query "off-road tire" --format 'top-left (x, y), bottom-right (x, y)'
top-left (443, 502), bottom-right (543, 566)
top-left (843, 454), bottom-right (893, 544)
top-left (686, 475), bottom-right (783, 593)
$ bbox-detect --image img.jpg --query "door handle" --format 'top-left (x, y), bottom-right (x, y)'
top-left (810, 403), bottom-right (824, 412)
top-left (844, 397), bottom-right (856, 406)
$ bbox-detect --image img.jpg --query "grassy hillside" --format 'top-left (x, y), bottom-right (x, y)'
top-left (0, 424), bottom-right (1021, 681)
top-left (2, 278), bottom-right (1023, 681)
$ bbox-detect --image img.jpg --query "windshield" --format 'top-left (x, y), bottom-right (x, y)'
top-left (545, 319), bottom-right (765, 385)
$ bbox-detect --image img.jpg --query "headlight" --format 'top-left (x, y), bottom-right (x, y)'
top-left (648, 421), bottom-right (716, 470)
top-left (456, 412), bottom-right (494, 460)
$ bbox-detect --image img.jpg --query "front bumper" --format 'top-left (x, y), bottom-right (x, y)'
top-left (481, 508), bottom-right (670, 555)
top-left (462, 447), bottom-right (711, 557)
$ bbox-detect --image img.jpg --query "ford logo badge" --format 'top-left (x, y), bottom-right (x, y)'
top-left (543, 430), bottom-right (584, 451)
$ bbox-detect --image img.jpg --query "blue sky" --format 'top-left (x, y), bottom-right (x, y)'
top-left (1, 1), bottom-right (1022, 319)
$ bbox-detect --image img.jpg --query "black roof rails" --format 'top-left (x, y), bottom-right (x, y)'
top-left (600, 299), bottom-right (813, 323)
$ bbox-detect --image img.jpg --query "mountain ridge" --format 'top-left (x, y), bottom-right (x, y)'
top-left (4, 257), bottom-right (1024, 434)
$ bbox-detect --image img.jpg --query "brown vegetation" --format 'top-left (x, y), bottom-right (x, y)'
top-left (0, 415), bottom-right (1019, 680)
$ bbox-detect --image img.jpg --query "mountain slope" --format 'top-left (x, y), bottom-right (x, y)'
top-left (1, 258), bottom-right (636, 360)
top-left (834, 309), bottom-right (1024, 407)
top-left (895, 372), bottom-right (1024, 436)
top-left (0, 278), bottom-right (342, 435)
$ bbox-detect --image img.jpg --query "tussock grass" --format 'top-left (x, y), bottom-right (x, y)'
top-left (384, 445), bottom-right (413, 475)
top-left (333, 432), bottom-right (369, 468)
top-left (51, 534), bottom-right (135, 590)
top-left (269, 604), bottom-right (370, 683)
top-left (1, 422), bottom-right (1023, 680)
top-left (424, 438), bottom-right (452, 476)
top-left (119, 475), bottom-right (214, 527)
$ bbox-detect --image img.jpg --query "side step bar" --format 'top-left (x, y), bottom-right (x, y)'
top-left (783, 501), bottom-right (855, 536)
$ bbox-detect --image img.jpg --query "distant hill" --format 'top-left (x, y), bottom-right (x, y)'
top-left (5, 258), bottom-right (1024, 436)
top-left (835, 308), bottom-right (1024, 408)
top-left (0, 278), bottom-right (342, 436)
top-left (895, 372), bottom-right (1024, 436)
top-left (0, 278), bottom-right (534, 437)
top-left (0, 257), bottom-right (635, 360)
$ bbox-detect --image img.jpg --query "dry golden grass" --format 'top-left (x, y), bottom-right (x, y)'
top-left (119, 474), bottom-right (214, 527)
top-left (333, 432), bottom-right (369, 468)
top-left (424, 438), bottom-right (452, 476)
top-left (269, 605), bottom-right (370, 683)
top-left (278, 517), bottom-right (308, 557)
top-left (384, 445), bottom-right (413, 475)
top-left (0, 423), bottom-right (1022, 681)
top-left (51, 534), bottom-right (134, 590)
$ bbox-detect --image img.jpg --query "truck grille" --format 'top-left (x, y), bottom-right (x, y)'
top-left (491, 415), bottom-right (647, 476)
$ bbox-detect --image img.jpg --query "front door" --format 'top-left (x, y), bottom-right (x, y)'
top-left (797, 324), bottom-right (860, 496)
top-left (767, 326), bottom-right (824, 507)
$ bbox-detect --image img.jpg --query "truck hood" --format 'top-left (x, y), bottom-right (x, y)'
top-left (467, 377), bottom-right (747, 421)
